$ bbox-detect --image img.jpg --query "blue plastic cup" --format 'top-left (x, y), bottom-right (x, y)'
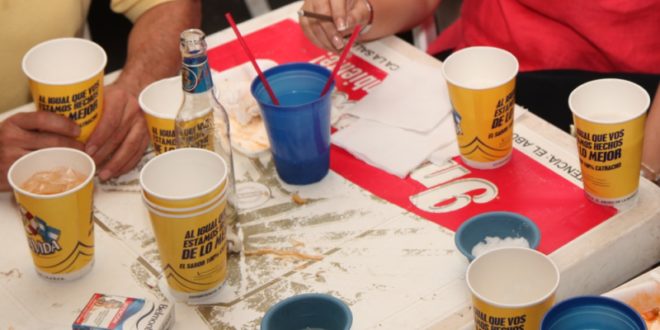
top-left (260, 293), bottom-right (352, 330)
top-left (541, 296), bottom-right (646, 330)
top-left (251, 62), bottom-right (334, 185)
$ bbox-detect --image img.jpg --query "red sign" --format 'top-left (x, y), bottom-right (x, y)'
top-left (208, 19), bottom-right (617, 254)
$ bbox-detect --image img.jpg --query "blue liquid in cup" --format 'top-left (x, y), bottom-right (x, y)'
top-left (251, 63), bottom-right (334, 185)
top-left (277, 90), bottom-right (320, 106)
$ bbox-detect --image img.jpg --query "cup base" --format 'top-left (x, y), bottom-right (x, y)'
top-left (167, 279), bottom-right (226, 303)
top-left (275, 151), bottom-right (330, 185)
top-left (461, 152), bottom-right (512, 170)
top-left (35, 258), bottom-right (94, 281)
top-left (585, 189), bottom-right (638, 208)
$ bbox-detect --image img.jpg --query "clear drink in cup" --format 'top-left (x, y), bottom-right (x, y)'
top-left (20, 166), bottom-right (87, 195)
top-left (7, 148), bottom-right (96, 281)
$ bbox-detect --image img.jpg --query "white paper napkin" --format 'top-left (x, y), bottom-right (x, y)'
top-left (331, 114), bottom-right (454, 178)
top-left (331, 105), bottom-right (529, 178)
top-left (345, 63), bottom-right (452, 133)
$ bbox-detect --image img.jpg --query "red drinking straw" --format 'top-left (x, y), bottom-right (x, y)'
top-left (225, 12), bottom-right (280, 105)
top-left (320, 24), bottom-right (362, 96)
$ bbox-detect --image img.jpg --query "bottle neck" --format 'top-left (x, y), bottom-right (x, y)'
top-left (181, 54), bottom-right (214, 94)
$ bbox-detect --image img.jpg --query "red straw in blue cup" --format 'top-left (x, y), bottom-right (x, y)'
top-left (225, 12), bottom-right (280, 105)
top-left (320, 24), bottom-right (361, 96)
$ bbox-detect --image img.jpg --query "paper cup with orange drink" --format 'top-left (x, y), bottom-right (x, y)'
top-left (7, 148), bottom-right (96, 281)
top-left (22, 38), bottom-right (107, 142)
top-left (442, 46), bottom-right (519, 169)
top-left (466, 247), bottom-right (560, 330)
top-left (569, 79), bottom-right (650, 205)
top-left (139, 148), bottom-right (229, 301)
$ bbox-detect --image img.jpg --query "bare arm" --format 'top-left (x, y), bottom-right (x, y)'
top-left (300, 0), bottom-right (440, 52)
top-left (115, 0), bottom-right (202, 95)
top-left (85, 0), bottom-right (201, 180)
top-left (641, 84), bottom-right (660, 184)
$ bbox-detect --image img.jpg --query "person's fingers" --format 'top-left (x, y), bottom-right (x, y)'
top-left (89, 118), bottom-right (132, 165)
top-left (18, 130), bottom-right (85, 151)
top-left (322, 20), bottom-right (346, 50)
top-left (329, 0), bottom-right (348, 31)
top-left (1, 120), bottom-right (83, 151)
top-left (300, 16), bottom-right (327, 50)
top-left (311, 0), bottom-right (345, 50)
top-left (0, 114), bottom-right (84, 191)
top-left (300, 11), bottom-right (337, 50)
top-left (89, 91), bottom-right (141, 164)
top-left (97, 119), bottom-right (149, 181)
top-left (343, 0), bottom-right (370, 37)
top-left (8, 111), bottom-right (80, 138)
top-left (115, 134), bottom-right (149, 176)
top-left (85, 87), bottom-right (129, 157)
top-left (311, 21), bottom-right (338, 51)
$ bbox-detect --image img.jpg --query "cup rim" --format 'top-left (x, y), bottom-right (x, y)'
top-left (139, 148), bottom-right (228, 201)
top-left (144, 192), bottom-right (227, 219)
top-left (7, 147), bottom-right (96, 199)
top-left (568, 78), bottom-right (650, 124)
top-left (455, 211), bottom-right (541, 261)
top-left (250, 62), bottom-right (333, 109)
top-left (261, 293), bottom-right (353, 330)
top-left (139, 76), bottom-right (181, 119)
top-left (541, 295), bottom-right (646, 328)
top-left (442, 46), bottom-right (519, 91)
top-left (22, 37), bottom-right (107, 86)
top-left (466, 247), bottom-right (560, 308)
top-left (141, 186), bottom-right (227, 213)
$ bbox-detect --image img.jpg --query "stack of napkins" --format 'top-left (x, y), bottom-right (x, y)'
top-left (331, 62), bottom-right (454, 178)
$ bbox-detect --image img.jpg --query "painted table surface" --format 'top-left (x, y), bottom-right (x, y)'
top-left (1, 2), bottom-right (659, 329)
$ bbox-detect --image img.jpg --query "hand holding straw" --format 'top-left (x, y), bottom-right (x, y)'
top-left (225, 12), bottom-right (280, 105)
top-left (320, 24), bottom-right (362, 96)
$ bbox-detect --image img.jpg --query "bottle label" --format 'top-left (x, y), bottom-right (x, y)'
top-left (175, 110), bottom-right (215, 150)
top-left (182, 56), bottom-right (213, 94)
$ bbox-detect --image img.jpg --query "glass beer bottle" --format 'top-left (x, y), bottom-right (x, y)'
top-left (175, 29), bottom-right (236, 216)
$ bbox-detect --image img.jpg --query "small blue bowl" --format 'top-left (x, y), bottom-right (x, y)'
top-left (541, 296), bottom-right (646, 330)
top-left (455, 211), bottom-right (541, 261)
top-left (261, 293), bottom-right (352, 330)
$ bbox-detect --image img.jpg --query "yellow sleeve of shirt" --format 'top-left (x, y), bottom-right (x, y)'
top-left (110, 0), bottom-right (175, 22)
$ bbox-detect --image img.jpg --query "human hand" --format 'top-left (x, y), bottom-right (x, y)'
top-left (300, 0), bottom-right (372, 52)
top-left (0, 111), bottom-right (84, 191)
top-left (84, 83), bottom-right (149, 181)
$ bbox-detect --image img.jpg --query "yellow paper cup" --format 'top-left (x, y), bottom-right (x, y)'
top-left (145, 194), bottom-right (228, 301)
top-left (22, 38), bottom-right (107, 142)
top-left (466, 247), bottom-right (560, 330)
top-left (141, 186), bottom-right (227, 215)
top-left (569, 79), bottom-right (650, 205)
top-left (139, 148), bottom-right (228, 209)
top-left (442, 46), bottom-right (519, 169)
top-left (7, 148), bottom-right (96, 281)
top-left (139, 76), bottom-right (181, 154)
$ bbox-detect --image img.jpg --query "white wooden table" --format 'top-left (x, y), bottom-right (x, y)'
top-left (1, 2), bottom-right (659, 329)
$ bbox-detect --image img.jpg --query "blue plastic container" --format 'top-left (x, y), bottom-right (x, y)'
top-left (251, 62), bottom-right (333, 185)
top-left (455, 211), bottom-right (541, 261)
top-left (541, 296), bottom-right (646, 330)
top-left (261, 293), bottom-right (353, 330)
